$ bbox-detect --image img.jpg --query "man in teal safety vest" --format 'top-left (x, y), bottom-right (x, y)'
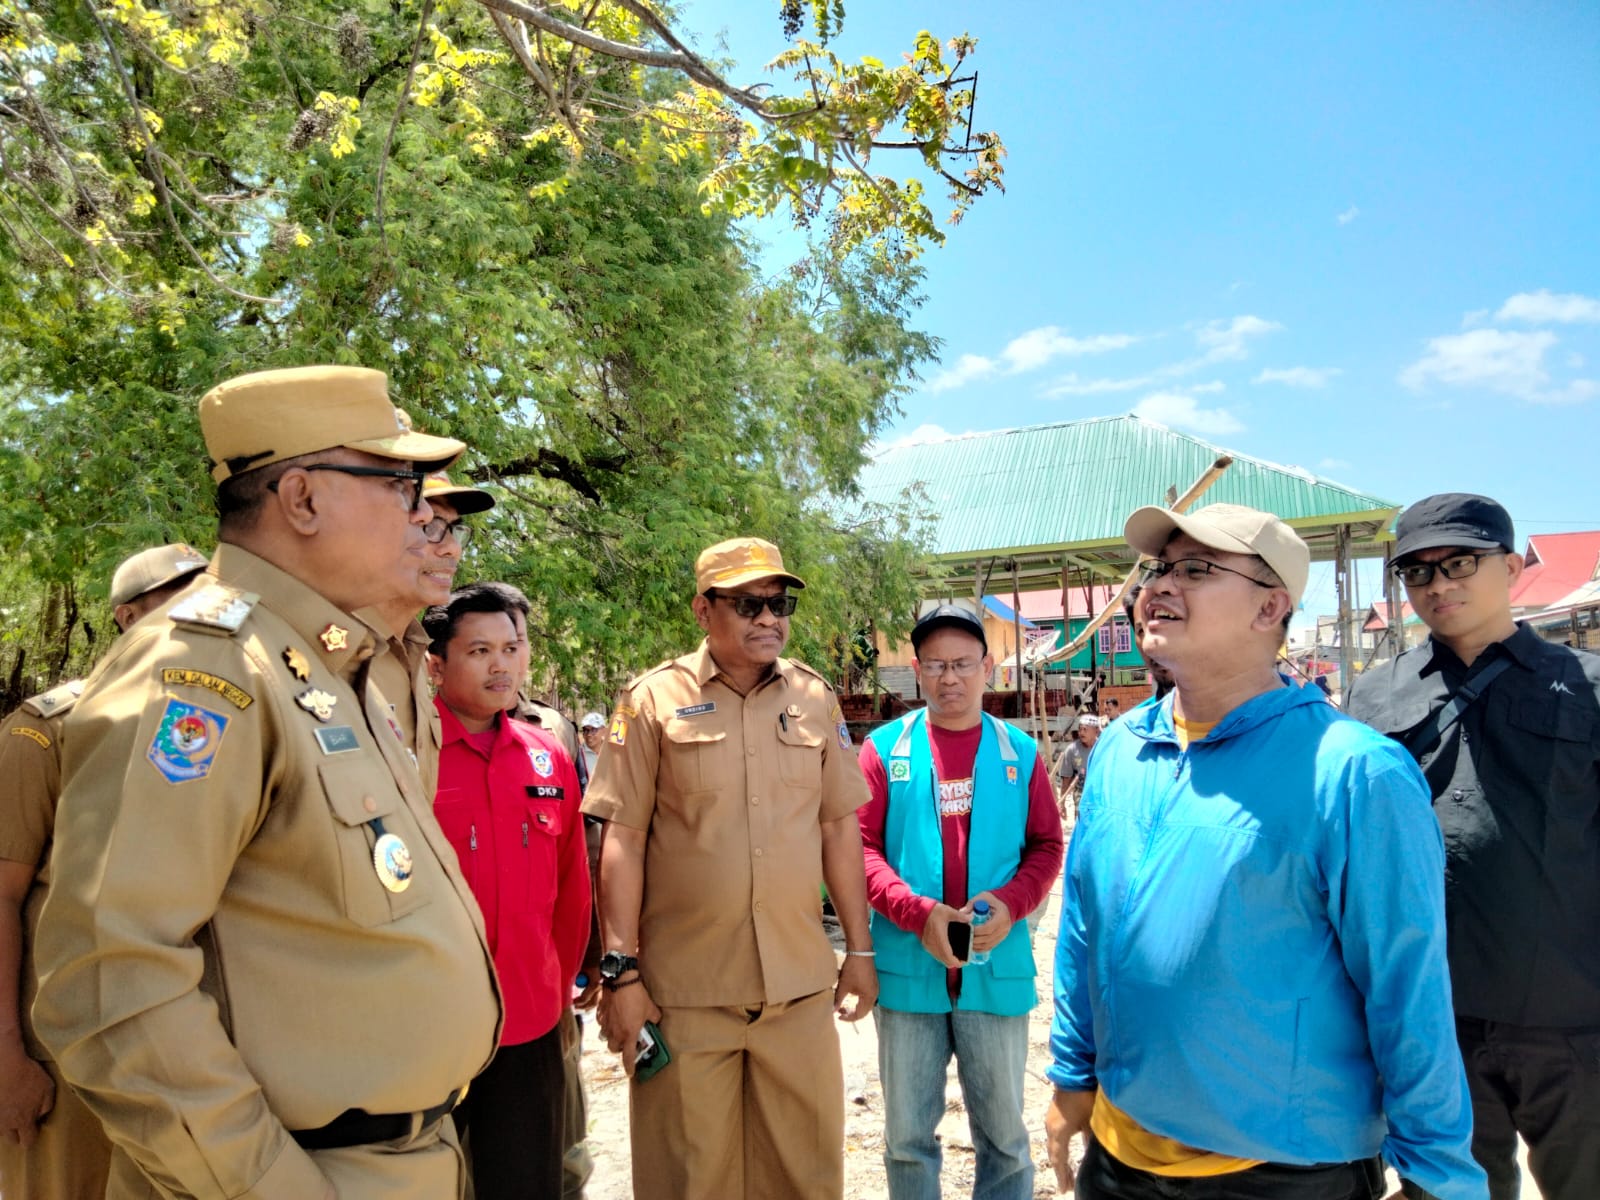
top-left (858, 604), bottom-right (1064, 1200)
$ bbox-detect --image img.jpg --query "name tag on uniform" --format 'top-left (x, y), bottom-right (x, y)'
top-left (675, 702), bottom-right (716, 718)
top-left (527, 785), bottom-right (565, 799)
top-left (315, 725), bottom-right (361, 755)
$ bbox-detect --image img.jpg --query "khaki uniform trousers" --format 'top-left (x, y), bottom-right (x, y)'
top-left (630, 989), bottom-right (843, 1200)
top-left (0, 1052), bottom-right (112, 1200)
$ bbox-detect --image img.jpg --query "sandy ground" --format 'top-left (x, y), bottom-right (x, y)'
top-left (575, 878), bottom-right (1538, 1199)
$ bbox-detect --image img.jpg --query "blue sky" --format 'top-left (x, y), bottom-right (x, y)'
top-left (684, 1), bottom-right (1600, 628)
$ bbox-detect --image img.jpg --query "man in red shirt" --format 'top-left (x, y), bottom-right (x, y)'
top-left (424, 582), bottom-right (591, 1199)
top-left (859, 604), bottom-right (1064, 1200)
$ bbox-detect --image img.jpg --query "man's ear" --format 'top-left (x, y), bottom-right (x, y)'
top-left (1503, 551), bottom-right (1525, 586)
top-left (426, 651), bottom-right (445, 688)
top-left (272, 468), bottom-right (324, 536)
top-left (691, 593), bottom-right (713, 632)
top-left (1254, 588), bottom-right (1295, 634)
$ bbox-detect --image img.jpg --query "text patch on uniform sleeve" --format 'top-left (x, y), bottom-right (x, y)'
top-left (162, 668), bottom-right (254, 710)
top-left (10, 726), bottom-right (50, 749)
top-left (147, 698), bottom-right (230, 783)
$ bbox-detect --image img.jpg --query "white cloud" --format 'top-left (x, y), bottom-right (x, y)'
top-left (1399, 328), bottom-right (1572, 400)
top-left (1336, 206), bottom-right (1360, 226)
top-left (926, 325), bottom-right (1139, 393)
top-left (1318, 457), bottom-right (1352, 471)
top-left (999, 326), bottom-right (1138, 373)
top-left (1042, 373), bottom-right (1153, 397)
top-left (1189, 381), bottom-right (1227, 393)
top-left (1132, 391), bottom-right (1244, 435)
top-left (1495, 289), bottom-right (1600, 325)
top-left (926, 353), bottom-right (996, 394)
top-left (1194, 315), bottom-right (1282, 363)
top-left (1253, 366), bottom-right (1342, 388)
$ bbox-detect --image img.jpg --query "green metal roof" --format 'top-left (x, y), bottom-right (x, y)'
top-left (857, 415), bottom-right (1398, 592)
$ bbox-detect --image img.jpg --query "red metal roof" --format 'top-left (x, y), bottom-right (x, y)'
top-left (1509, 531), bottom-right (1600, 611)
top-left (1017, 585), bottom-right (1122, 622)
top-left (1363, 600), bottom-right (1417, 632)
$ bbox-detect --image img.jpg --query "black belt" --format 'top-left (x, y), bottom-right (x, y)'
top-left (291, 1088), bottom-right (462, 1151)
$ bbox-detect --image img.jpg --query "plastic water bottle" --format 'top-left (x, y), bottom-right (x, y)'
top-left (968, 901), bottom-right (992, 966)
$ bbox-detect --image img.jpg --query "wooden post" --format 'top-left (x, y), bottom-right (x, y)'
top-left (1335, 526), bottom-right (1353, 699)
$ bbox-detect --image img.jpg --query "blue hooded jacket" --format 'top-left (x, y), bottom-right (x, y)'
top-left (1046, 680), bottom-right (1485, 1199)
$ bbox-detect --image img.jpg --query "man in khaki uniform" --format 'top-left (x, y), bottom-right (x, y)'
top-left (32, 366), bottom-right (502, 1200)
top-left (363, 468), bottom-right (495, 798)
top-left (583, 537), bottom-right (877, 1200)
top-left (0, 543), bottom-right (208, 1200)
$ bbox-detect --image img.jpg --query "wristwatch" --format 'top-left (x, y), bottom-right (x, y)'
top-left (598, 950), bottom-right (639, 984)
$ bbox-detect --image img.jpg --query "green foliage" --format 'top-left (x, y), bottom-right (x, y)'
top-left (0, 0), bottom-right (947, 709)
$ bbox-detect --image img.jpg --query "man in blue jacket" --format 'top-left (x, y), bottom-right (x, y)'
top-left (1043, 503), bottom-right (1485, 1200)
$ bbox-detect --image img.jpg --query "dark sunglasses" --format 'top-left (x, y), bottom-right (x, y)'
top-left (711, 592), bottom-right (799, 619)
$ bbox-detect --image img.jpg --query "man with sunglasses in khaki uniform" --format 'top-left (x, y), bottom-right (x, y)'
top-left (582, 537), bottom-right (877, 1200)
top-left (32, 366), bottom-right (502, 1200)
top-left (1346, 493), bottom-right (1600, 1200)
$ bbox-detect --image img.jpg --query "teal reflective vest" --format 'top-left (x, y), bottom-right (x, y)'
top-left (866, 709), bottom-right (1038, 1016)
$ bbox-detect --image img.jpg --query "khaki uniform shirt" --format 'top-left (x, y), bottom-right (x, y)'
top-left (0, 683), bottom-right (79, 1055)
top-left (582, 641), bottom-right (868, 1008)
top-left (33, 544), bottom-right (501, 1200)
top-left (356, 613), bottom-right (442, 801)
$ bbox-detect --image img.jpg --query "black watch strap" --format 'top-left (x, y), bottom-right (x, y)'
top-left (599, 950), bottom-right (639, 980)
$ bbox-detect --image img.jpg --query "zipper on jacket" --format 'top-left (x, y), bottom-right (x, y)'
top-left (470, 824), bottom-right (477, 852)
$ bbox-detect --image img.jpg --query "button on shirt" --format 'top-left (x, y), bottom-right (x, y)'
top-left (581, 641), bottom-right (869, 1008)
top-left (1345, 623), bottom-right (1600, 1027)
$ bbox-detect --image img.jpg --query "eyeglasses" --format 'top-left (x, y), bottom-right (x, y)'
top-left (1392, 551), bottom-right (1504, 588)
top-left (1140, 557), bottom-right (1275, 590)
top-left (270, 464), bottom-right (429, 511)
top-left (919, 658), bottom-right (984, 678)
top-left (711, 592), bottom-right (799, 619)
top-left (422, 516), bottom-right (473, 549)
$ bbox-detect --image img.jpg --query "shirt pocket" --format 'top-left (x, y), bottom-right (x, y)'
top-left (662, 716), bottom-right (727, 797)
top-left (318, 758), bottom-right (430, 928)
top-left (1508, 695), bottom-right (1600, 820)
top-left (775, 719), bottom-right (824, 789)
top-left (521, 791), bottom-right (564, 917)
top-left (432, 787), bottom-right (481, 887)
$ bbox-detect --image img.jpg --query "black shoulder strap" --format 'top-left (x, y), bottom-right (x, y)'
top-left (1401, 654), bottom-right (1514, 760)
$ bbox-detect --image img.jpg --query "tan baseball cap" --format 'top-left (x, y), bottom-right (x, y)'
top-left (110, 543), bottom-right (210, 608)
top-left (1124, 502), bottom-right (1309, 605)
top-left (422, 470), bottom-right (495, 516)
top-left (200, 366), bottom-right (465, 483)
top-left (694, 537), bottom-right (806, 593)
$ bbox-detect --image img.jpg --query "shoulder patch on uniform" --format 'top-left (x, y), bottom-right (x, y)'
top-left (10, 724), bottom-right (51, 749)
top-left (162, 668), bottom-right (254, 710)
top-left (169, 584), bottom-right (258, 635)
top-left (147, 698), bottom-right (230, 783)
top-left (21, 679), bottom-right (85, 718)
top-left (608, 710), bottom-right (629, 747)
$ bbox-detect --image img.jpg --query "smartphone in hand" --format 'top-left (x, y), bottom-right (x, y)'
top-left (635, 1021), bottom-right (672, 1082)
top-left (947, 920), bottom-right (971, 963)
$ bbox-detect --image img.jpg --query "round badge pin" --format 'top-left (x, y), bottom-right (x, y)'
top-left (373, 832), bottom-right (414, 893)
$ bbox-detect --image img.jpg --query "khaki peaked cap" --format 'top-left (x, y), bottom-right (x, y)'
top-left (201, 366), bottom-right (464, 483)
top-left (109, 543), bottom-right (210, 608)
top-left (422, 471), bottom-right (495, 516)
top-left (694, 537), bottom-right (806, 594)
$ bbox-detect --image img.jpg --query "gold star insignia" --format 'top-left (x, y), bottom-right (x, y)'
top-left (319, 624), bottom-right (350, 652)
top-left (283, 647), bottom-right (312, 682)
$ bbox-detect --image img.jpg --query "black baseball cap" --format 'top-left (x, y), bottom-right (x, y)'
top-left (911, 604), bottom-right (987, 653)
top-left (1393, 493), bottom-right (1515, 561)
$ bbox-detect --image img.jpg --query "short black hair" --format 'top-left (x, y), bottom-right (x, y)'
top-left (424, 580), bottom-right (531, 656)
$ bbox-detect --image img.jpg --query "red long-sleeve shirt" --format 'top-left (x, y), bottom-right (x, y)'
top-left (433, 701), bottom-right (591, 1045)
top-left (859, 722), bottom-right (1063, 998)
